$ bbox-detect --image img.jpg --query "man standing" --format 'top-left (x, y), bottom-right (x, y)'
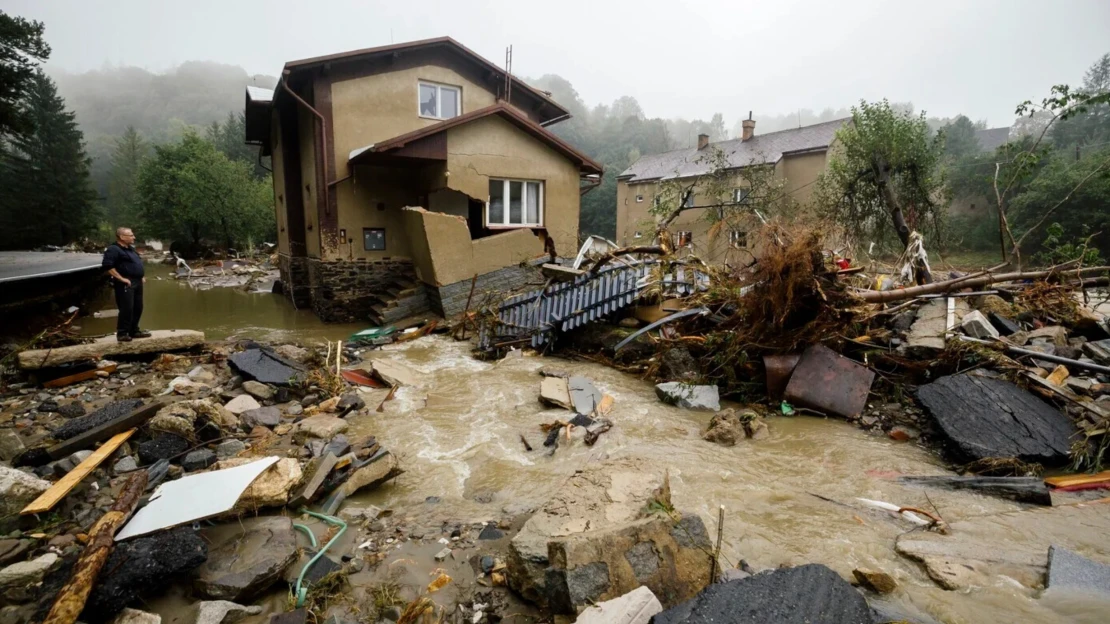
top-left (102, 227), bottom-right (151, 342)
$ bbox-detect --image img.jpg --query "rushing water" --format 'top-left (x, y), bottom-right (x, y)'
top-left (88, 265), bottom-right (1110, 623)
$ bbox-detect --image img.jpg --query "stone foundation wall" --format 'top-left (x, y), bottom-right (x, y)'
top-left (307, 258), bottom-right (418, 324)
top-left (431, 262), bottom-right (543, 317)
top-left (278, 254), bottom-right (312, 309)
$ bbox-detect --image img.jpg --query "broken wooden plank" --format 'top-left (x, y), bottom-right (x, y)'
top-left (47, 399), bottom-right (169, 460)
top-left (1045, 470), bottom-right (1110, 489)
top-left (18, 330), bottom-right (205, 369)
top-left (43, 364), bottom-right (118, 388)
top-left (1023, 372), bottom-right (1110, 421)
top-left (898, 475), bottom-right (1052, 505)
top-left (23, 429), bottom-right (136, 515)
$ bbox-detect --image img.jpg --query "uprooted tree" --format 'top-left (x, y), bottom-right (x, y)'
top-left (815, 100), bottom-right (947, 284)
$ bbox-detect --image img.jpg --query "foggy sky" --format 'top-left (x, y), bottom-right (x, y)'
top-left (10, 0), bottom-right (1110, 128)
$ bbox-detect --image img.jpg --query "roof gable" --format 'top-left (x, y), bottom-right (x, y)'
top-left (619, 118), bottom-right (848, 183)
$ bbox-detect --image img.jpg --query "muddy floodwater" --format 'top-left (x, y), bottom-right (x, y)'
top-left (92, 265), bottom-right (1109, 624)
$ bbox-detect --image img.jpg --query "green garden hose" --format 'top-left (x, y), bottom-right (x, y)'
top-left (292, 509), bottom-right (347, 607)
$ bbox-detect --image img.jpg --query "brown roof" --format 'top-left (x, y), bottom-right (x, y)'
top-left (283, 37), bottom-right (569, 123)
top-left (349, 103), bottom-right (603, 176)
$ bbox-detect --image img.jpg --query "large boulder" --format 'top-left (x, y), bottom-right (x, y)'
top-left (0, 553), bottom-right (58, 590)
top-left (216, 458), bottom-right (302, 509)
top-left (0, 466), bottom-right (51, 521)
top-left (292, 416), bottom-right (349, 443)
top-left (651, 564), bottom-right (876, 624)
top-left (193, 516), bottom-right (298, 601)
top-left (507, 458), bottom-right (711, 614)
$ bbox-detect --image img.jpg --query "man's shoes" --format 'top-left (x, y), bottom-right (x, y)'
top-left (131, 329), bottom-right (152, 339)
top-left (117, 334), bottom-right (133, 342)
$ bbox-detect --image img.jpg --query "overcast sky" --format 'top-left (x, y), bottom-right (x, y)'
top-left (10, 0), bottom-right (1110, 128)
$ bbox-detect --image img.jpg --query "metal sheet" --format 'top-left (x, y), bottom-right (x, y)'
top-left (763, 354), bottom-right (801, 401)
top-left (116, 456), bottom-right (280, 541)
top-left (783, 345), bottom-right (875, 419)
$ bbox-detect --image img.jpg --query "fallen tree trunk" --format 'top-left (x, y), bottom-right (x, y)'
top-left (42, 470), bottom-right (148, 624)
top-left (855, 266), bottom-right (1110, 303)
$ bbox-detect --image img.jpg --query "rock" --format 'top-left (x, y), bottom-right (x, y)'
top-left (51, 399), bottom-right (144, 440)
top-left (568, 376), bottom-right (603, 415)
top-left (183, 449), bottom-right (218, 472)
top-left (888, 426), bottom-right (919, 442)
top-left (337, 506), bottom-right (381, 522)
top-left (336, 393), bottom-right (365, 414)
top-left (241, 381), bottom-right (274, 401)
top-left (241, 406), bottom-right (281, 429)
top-left (655, 382), bottom-right (719, 411)
top-left (702, 410), bottom-right (746, 446)
top-left (961, 310), bottom-right (999, 339)
top-left (479, 525), bottom-right (505, 540)
top-left (1055, 345), bottom-right (1082, 360)
top-left (113, 456), bottom-right (139, 474)
top-left (216, 458), bottom-right (302, 508)
top-left (215, 439), bottom-right (247, 459)
top-left (57, 402), bottom-right (85, 419)
top-left (223, 395), bottom-right (261, 415)
top-left (659, 347), bottom-right (700, 382)
top-left (111, 608), bottom-right (162, 624)
top-left (0, 540), bottom-right (30, 567)
top-left (508, 458), bottom-right (711, 613)
top-left (334, 452), bottom-right (401, 497)
top-left (169, 376), bottom-right (210, 395)
top-left (274, 344), bottom-right (311, 363)
top-left (292, 416), bottom-right (349, 443)
top-left (37, 400), bottom-right (58, 413)
top-left (0, 466), bottom-right (51, 521)
top-left (285, 403), bottom-right (304, 416)
top-left (651, 564), bottom-right (874, 624)
top-left (227, 348), bottom-right (303, 386)
top-left (317, 396), bottom-right (341, 413)
top-left (185, 399), bottom-right (239, 431)
top-left (138, 433), bottom-right (190, 465)
top-left (575, 586), bottom-right (662, 624)
top-left (891, 310), bottom-right (916, 332)
top-left (84, 526), bottom-right (208, 622)
top-left (1045, 545), bottom-right (1110, 597)
top-left (540, 376), bottom-right (573, 410)
top-left (326, 435), bottom-right (350, 457)
top-left (917, 373), bottom-right (1076, 464)
top-left (434, 548), bottom-right (451, 562)
top-left (0, 431), bottom-right (25, 462)
top-left (194, 516), bottom-right (298, 601)
top-left (370, 359), bottom-right (419, 387)
top-left (149, 403), bottom-right (198, 439)
top-left (618, 317), bottom-right (640, 328)
top-left (744, 417), bottom-right (769, 440)
top-left (1023, 325), bottom-right (1069, 347)
top-left (194, 601), bottom-right (263, 624)
top-left (0, 553), bottom-right (58, 589)
top-left (976, 294), bottom-right (1013, 317)
top-left (852, 567), bottom-right (896, 594)
top-left (189, 366), bottom-right (216, 383)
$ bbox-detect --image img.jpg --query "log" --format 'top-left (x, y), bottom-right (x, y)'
top-left (19, 330), bottom-right (205, 369)
top-left (855, 266), bottom-right (1110, 303)
top-left (22, 429), bottom-right (136, 515)
top-left (42, 470), bottom-right (148, 624)
top-left (898, 475), bottom-right (1052, 505)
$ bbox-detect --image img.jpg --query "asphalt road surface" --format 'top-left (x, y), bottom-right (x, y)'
top-left (0, 251), bottom-right (104, 283)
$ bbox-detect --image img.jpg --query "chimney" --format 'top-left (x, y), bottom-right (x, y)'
top-left (742, 111), bottom-right (755, 141)
top-left (697, 133), bottom-right (710, 150)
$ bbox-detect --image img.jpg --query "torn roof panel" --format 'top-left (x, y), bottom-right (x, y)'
top-left (246, 85), bottom-right (274, 103)
top-left (619, 118), bottom-right (848, 183)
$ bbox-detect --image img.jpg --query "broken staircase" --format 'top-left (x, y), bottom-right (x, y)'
top-left (369, 276), bottom-right (429, 326)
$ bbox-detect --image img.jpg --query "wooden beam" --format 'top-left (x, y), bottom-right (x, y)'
top-left (23, 429), bottom-right (136, 515)
top-left (1045, 471), bottom-right (1110, 489)
top-left (43, 364), bottom-right (117, 388)
top-left (46, 399), bottom-right (169, 460)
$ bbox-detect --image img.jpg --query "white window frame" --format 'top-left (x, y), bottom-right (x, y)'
top-left (682, 191), bottom-right (695, 208)
top-left (673, 231), bottom-right (692, 248)
top-left (729, 230), bottom-right (748, 249)
top-left (733, 188), bottom-right (750, 204)
top-left (418, 81), bottom-right (461, 120)
top-left (635, 195), bottom-right (644, 203)
top-left (485, 178), bottom-right (544, 228)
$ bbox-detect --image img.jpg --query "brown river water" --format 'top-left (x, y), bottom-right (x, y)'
top-left (84, 265), bottom-right (1110, 623)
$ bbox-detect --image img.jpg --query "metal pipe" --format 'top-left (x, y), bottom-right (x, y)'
top-left (958, 335), bottom-right (1110, 375)
top-left (280, 73), bottom-right (330, 215)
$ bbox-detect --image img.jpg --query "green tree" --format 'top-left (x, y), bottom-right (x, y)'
top-left (0, 71), bottom-right (96, 250)
top-left (0, 10), bottom-right (50, 140)
top-left (941, 115), bottom-right (982, 160)
top-left (816, 99), bottom-right (947, 282)
top-left (136, 131), bottom-right (274, 252)
top-left (1051, 52), bottom-right (1110, 150)
top-left (205, 111), bottom-right (269, 178)
top-left (106, 126), bottom-right (148, 228)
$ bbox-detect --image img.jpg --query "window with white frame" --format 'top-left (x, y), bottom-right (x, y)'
top-left (418, 82), bottom-right (460, 120)
top-left (673, 231), bottom-right (692, 248)
top-left (733, 188), bottom-right (750, 204)
top-left (487, 178), bottom-right (543, 227)
top-left (682, 191), bottom-right (695, 208)
top-left (730, 230), bottom-right (748, 249)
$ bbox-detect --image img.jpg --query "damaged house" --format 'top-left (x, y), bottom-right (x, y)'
top-left (245, 37), bottom-right (602, 323)
top-left (615, 117), bottom-right (847, 263)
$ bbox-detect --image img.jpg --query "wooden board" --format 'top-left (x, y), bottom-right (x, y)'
top-left (22, 429), bottom-right (136, 515)
top-left (43, 364), bottom-right (118, 388)
top-left (47, 398), bottom-right (169, 460)
top-left (1045, 470), bottom-right (1110, 488)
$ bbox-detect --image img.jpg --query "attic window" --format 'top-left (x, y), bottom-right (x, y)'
top-left (487, 178), bottom-right (543, 227)
top-left (419, 82), bottom-right (460, 120)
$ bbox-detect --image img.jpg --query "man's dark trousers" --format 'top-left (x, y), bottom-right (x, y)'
top-left (114, 281), bottom-right (144, 337)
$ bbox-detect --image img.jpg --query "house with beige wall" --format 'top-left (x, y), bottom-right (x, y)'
top-left (245, 37), bottom-right (601, 323)
top-left (615, 118), bottom-right (846, 265)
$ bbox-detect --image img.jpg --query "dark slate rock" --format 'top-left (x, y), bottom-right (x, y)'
top-left (650, 564), bottom-right (875, 624)
top-left (51, 399), bottom-right (144, 440)
top-left (37, 400), bottom-right (59, 413)
top-left (569, 413), bottom-right (595, 427)
top-left (138, 433), bottom-right (190, 465)
top-left (82, 526), bottom-right (208, 622)
top-left (624, 541), bottom-right (660, 582)
top-left (478, 525), bottom-right (504, 540)
top-left (301, 555), bottom-right (342, 586)
top-left (546, 561), bottom-right (610, 614)
top-left (336, 393), bottom-right (365, 414)
top-left (194, 515), bottom-right (298, 601)
top-left (659, 346), bottom-right (701, 382)
top-left (670, 513), bottom-right (712, 550)
top-left (1046, 545), bottom-right (1110, 596)
top-left (916, 373), bottom-right (1076, 464)
top-left (325, 434), bottom-right (350, 457)
top-left (182, 448), bottom-right (217, 472)
top-left (228, 349), bottom-right (303, 386)
top-left (57, 402), bottom-right (86, 419)
top-left (241, 406), bottom-right (281, 429)
top-left (989, 312), bottom-right (1021, 336)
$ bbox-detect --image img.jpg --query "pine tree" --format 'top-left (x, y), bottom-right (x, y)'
top-left (0, 70), bottom-right (97, 249)
top-left (0, 10), bottom-right (51, 141)
top-left (106, 126), bottom-right (148, 228)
